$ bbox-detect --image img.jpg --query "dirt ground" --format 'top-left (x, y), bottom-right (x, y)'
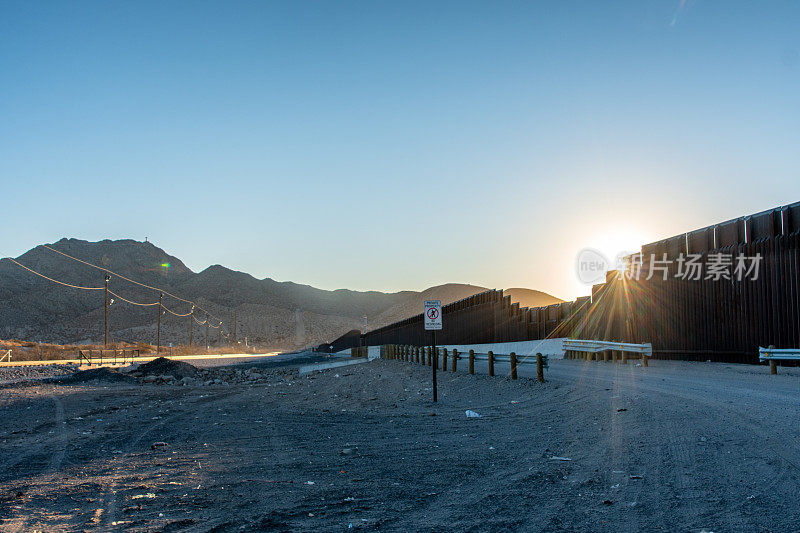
top-left (1, 355), bottom-right (799, 532)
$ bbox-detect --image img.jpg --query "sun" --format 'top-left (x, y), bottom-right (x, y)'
top-left (584, 227), bottom-right (651, 271)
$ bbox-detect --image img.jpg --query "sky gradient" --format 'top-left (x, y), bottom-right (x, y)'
top-left (2, 1), bottom-right (799, 299)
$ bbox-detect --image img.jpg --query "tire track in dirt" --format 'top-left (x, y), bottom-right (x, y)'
top-left (100, 386), bottom-right (253, 529)
top-left (3, 395), bottom-right (66, 533)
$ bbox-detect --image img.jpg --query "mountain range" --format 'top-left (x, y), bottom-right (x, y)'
top-left (0, 239), bottom-right (563, 351)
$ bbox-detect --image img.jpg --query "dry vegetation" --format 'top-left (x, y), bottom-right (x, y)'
top-left (0, 339), bottom-right (258, 362)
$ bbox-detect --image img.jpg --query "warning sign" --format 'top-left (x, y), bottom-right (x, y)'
top-left (424, 300), bottom-right (442, 331)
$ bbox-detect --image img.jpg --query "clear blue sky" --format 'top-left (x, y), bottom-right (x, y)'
top-left (2, 1), bottom-right (798, 299)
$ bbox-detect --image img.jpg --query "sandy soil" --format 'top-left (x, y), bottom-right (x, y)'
top-left (1, 355), bottom-right (799, 532)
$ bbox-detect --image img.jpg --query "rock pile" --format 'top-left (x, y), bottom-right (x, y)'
top-left (131, 358), bottom-right (294, 387)
top-left (0, 363), bottom-right (80, 384)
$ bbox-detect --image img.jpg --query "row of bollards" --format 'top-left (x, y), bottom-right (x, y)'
top-left (380, 344), bottom-right (545, 382)
top-left (564, 349), bottom-right (649, 367)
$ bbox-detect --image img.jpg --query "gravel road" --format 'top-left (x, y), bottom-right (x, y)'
top-left (0, 354), bottom-right (798, 531)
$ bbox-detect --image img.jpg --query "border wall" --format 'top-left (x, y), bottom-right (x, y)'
top-left (327, 201), bottom-right (800, 364)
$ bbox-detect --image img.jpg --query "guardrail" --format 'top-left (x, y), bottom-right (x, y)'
top-left (380, 344), bottom-right (548, 382)
top-left (78, 349), bottom-right (140, 366)
top-left (759, 346), bottom-right (800, 375)
top-left (563, 339), bottom-right (652, 365)
top-left (0, 350), bottom-right (10, 363)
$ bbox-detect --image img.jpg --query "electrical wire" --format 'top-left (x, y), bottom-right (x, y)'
top-left (4, 254), bottom-right (248, 348)
top-left (162, 306), bottom-right (193, 318)
top-left (4, 251), bottom-right (235, 337)
top-left (107, 290), bottom-right (160, 307)
top-left (4, 258), bottom-right (105, 290)
top-left (43, 244), bottom-right (226, 323)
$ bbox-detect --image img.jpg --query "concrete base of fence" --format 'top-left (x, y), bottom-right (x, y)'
top-left (299, 358), bottom-right (369, 376)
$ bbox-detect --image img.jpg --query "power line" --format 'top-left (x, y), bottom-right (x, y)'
top-left (4, 249), bottom-right (241, 341)
top-left (107, 290), bottom-right (159, 307)
top-left (5, 257), bottom-right (104, 290)
top-left (42, 244), bottom-right (226, 324)
top-left (162, 306), bottom-right (193, 318)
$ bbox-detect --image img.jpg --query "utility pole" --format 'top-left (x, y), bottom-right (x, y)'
top-left (189, 306), bottom-right (194, 348)
top-left (217, 323), bottom-right (221, 347)
top-left (104, 274), bottom-right (110, 348)
top-left (156, 293), bottom-right (163, 354)
top-left (205, 312), bottom-right (209, 350)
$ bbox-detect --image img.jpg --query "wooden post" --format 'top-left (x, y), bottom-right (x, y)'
top-left (442, 348), bottom-right (448, 371)
top-left (488, 350), bottom-right (494, 377)
top-left (469, 350), bottom-right (475, 375)
top-left (612, 350), bottom-right (618, 363)
top-left (621, 350), bottom-right (628, 364)
top-left (536, 353), bottom-right (544, 382)
top-left (510, 352), bottom-right (518, 380)
top-left (643, 354), bottom-right (649, 367)
top-left (604, 350), bottom-right (610, 362)
top-left (769, 345), bottom-right (777, 375)
top-left (452, 349), bottom-right (458, 372)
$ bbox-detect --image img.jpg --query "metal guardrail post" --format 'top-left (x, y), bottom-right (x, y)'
top-left (488, 350), bottom-right (494, 377)
top-left (469, 350), bottom-right (475, 374)
top-left (510, 352), bottom-right (518, 380)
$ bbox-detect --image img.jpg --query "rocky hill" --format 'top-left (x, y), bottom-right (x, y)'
top-left (0, 239), bottom-right (562, 351)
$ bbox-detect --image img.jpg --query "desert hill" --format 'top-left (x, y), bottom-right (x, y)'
top-left (0, 239), bottom-right (563, 351)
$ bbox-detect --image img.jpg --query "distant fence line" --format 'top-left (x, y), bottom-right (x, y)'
top-left (328, 201), bottom-right (800, 364)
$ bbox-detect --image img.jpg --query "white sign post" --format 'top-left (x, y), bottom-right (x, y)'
top-left (424, 300), bottom-right (442, 402)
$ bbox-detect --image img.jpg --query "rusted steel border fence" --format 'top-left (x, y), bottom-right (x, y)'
top-left (327, 201), bottom-right (800, 365)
